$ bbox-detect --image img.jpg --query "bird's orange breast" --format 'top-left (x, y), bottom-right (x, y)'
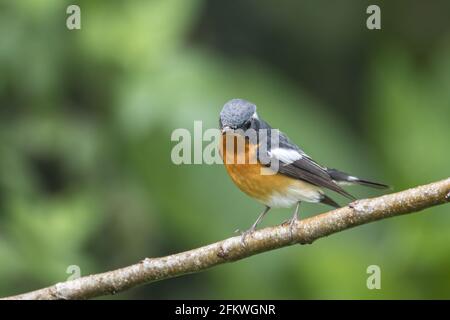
top-left (219, 134), bottom-right (295, 203)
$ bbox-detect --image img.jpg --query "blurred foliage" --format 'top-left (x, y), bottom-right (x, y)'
top-left (0, 0), bottom-right (449, 299)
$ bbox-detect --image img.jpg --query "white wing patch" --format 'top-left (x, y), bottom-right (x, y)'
top-left (269, 148), bottom-right (302, 164)
top-left (334, 175), bottom-right (359, 186)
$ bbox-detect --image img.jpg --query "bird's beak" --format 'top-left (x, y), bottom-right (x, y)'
top-left (221, 126), bottom-right (232, 134)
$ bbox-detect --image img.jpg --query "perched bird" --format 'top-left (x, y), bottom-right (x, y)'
top-left (218, 98), bottom-right (388, 242)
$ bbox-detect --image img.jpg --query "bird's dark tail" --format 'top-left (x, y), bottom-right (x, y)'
top-left (321, 194), bottom-right (341, 208)
top-left (327, 168), bottom-right (389, 189)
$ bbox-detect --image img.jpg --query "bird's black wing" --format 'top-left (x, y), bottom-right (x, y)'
top-left (278, 157), bottom-right (355, 199)
top-left (259, 128), bottom-right (355, 200)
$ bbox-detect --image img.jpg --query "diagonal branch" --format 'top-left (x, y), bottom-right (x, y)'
top-left (2, 178), bottom-right (449, 300)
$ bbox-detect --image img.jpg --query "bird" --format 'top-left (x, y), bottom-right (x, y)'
top-left (218, 98), bottom-right (388, 243)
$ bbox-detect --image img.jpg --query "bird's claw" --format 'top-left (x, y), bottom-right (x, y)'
top-left (288, 216), bottom-right (298, 241)
top-left (239, 228), bottom-right (255, 246)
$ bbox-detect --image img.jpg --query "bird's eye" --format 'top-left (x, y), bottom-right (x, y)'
top-left (242, 120), bottom-right (252, 130)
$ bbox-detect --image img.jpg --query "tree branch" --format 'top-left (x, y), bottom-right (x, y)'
top-left (2, 178), bottom-right (449, 300)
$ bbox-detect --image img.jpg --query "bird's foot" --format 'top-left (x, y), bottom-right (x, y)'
top-left (235, 227), bottom-right (256, 246)
top-left (286, 202), bottom-right (301, 241)
top-left (288, 215), bottom-right (298, 240)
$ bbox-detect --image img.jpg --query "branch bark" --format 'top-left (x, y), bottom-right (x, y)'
top-left (3, 178), bottom-right (449, 300)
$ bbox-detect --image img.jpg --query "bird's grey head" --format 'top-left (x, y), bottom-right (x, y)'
top-left (219, 99), bottom-right (258, 133)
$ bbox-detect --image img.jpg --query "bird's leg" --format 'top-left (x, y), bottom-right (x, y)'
top-left (288, 202), bottom-right (301, 238)
top-left (282, 202), bottom-right (301, 224)
top-left (240, 206), bottom-right (270, 246)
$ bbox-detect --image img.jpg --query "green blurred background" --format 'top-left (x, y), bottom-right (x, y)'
top-left (0, 0), bottom-right (449, 299)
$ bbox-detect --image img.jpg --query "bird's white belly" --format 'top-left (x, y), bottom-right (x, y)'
top-left (262, 181), bottom-right (323, 208)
